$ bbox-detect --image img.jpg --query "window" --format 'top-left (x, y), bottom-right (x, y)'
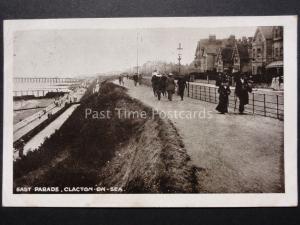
top-left (275, 47), bottom-right (279, 57)
top-left (280, 47), bottom-right (283, 57)
top-left (252, 66), bottom-right (256, 75)
top-left (253, 49), bottom-right (256, 59)
top-left (257, 48), bottom-right (261, 58)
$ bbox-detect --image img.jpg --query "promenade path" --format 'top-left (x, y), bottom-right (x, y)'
top-left (114, 79), bottom-right (284, 193)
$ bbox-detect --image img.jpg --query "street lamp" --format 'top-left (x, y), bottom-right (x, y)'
top-left (177, 43), bottom-right (183, 74)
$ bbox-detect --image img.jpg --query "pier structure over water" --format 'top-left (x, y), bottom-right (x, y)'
top-left (13, 89), bottom-right (69, 97)
top-left (14, 77), bottom-right (83, 83)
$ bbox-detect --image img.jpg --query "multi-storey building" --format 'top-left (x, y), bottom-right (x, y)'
top-left (215, 37), bottom-right (251, 74)
top-left (193, 35), bottom-right (227, 72)
top-left (265, 26), bottom-right (283, 76)
top-left (215, 47), bottom-right (233, 73)
top-left (251, 27), bottom-right (274, 75)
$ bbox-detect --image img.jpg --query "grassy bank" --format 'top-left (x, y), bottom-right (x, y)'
top-left (14, 80), bottom-right (196, 193)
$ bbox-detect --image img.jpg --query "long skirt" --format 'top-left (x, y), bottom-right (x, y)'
top-left (216, 96), bottom-right (229, 113)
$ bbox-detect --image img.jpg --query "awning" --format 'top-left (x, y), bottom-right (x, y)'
top-left (266, 61), bottom-right (283, 69)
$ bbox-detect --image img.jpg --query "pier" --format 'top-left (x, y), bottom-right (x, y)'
top-left (13, 88), bottom-right (69, 97)
top-left (14, 77), bottom-right (83, 83)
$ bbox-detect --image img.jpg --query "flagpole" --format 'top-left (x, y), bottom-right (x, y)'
top-left (136, 32), bottom-right (139, 75)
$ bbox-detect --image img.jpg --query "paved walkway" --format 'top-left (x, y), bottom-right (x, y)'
top-left (115, 79), bottom-right (284, 193)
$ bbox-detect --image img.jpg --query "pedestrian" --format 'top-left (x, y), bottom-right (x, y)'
top-left (138, 74), bottom-right (143, 85)
top-left (279, 75), bottom-right (283, 90)
top-left (118, 75), bottom-right (124, 86)
top-left (166, 73), bottom-right (176, 101)
top-left (133, 73), bottom-right (139, 86)
top-left (177, 76), bottom-right (187, 100)
top-left (155, 74), bottom-right (163, 100)
top-left (161, 74), bottom-right (167, 96)
top-left (216, 73), bottom-right (222, 87)
top-left (18, 138), bottom-right (25, 158)
top-left (151, 71), bottom-right (159, 96)
top-left (235, 73), bottom-right (252, 114)
top-left (216, 81), bottom-right (231, 114)
top-left (271, 75), bottom-right (280, 90)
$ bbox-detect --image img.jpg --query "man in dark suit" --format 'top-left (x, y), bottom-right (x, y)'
top-left (235, 73), bottom-right (252, 114)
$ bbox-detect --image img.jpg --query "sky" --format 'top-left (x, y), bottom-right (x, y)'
top-left (13, 27), bottom-right (257, 77)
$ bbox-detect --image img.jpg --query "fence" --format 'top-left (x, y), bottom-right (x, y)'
top-left (187, 82), bottom-right (284, 120)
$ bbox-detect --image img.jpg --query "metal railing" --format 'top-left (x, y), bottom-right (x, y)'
top-left (187, 82), bottom-right (284, 120)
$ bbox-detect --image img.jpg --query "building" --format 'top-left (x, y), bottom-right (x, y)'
top-left (232, 38), bottom-right (252, 73)
top-left (194, 35), bottom-right (238, 73)
top-left (215, 37), bottom-right (251, 74)
top-left (251, 26), bottom-right (284, 78)
top-left (215, 47), bottom-right (233, 73)
top-left (194, 35), bottom-right (224, 72)
top-left (265, 26), bottom-right (283, 76)
top-left (251, 26), bottom-right (274, 75)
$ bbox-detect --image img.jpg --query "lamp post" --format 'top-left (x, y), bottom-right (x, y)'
top-left (177, 43), bottom-right (183, 74)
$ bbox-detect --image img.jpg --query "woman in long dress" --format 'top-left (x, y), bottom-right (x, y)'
top-left (216, 82), bottom-right (231, 114)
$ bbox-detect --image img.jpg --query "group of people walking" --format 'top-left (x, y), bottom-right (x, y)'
top-left (216, 73), bottom-right (252, 114)
top-left (123, 69), bottom-right (252, 114)
top-left (132, 73), bottom-right (142, 86)
top-left (151, 71), bottom-right (187, 101)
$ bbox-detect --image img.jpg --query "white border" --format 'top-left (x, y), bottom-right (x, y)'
top-left (3, 16), bottom-right (298, 207)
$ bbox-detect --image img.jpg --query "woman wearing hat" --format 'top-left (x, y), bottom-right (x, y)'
top-left (216, 80), bottom-right (231, 114)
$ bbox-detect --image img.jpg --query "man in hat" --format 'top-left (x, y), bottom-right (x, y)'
top-left (177, 76), bottom-right (187, 101)
top-left (133, 73), bottom-right (139, 86)
top-left (235, 73), bottom-right (252, 114)
top-left (166, 73), bottom-right (176, 101)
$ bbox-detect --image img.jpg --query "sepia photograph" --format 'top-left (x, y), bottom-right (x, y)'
top-left (2, 16), bottom-right (297, 207)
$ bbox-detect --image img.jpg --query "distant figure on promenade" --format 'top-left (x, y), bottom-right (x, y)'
top-left (155, 74), bottom-right (163, 100)
top-left (160, 74), bottom-right (167, 96)
top-left (216, 73), bottom-right (222, 87)
top-left (118, 75), bottom-right (124, 86)
top-left (216, 81), bottom-right (231, 114)
top-left (279, 75), bottom-right (283, 90)
top-left (151, 71), bottom-right (159, 96)
top-left (235, 73), bottom-right (252, 114)
top-left (18, 138), bottom-right (25, 158)
top-left (151, 72), bottom-right (164, 100)
top-left (133, 73), bottom-right (139, 86)
top-left (126, 74), bottom-right (129, 79)
top-left (271, 76), bottom-right (280, 90)
top-left (177, 76), bottom-right (187, 101)
top-left (166, 73), bottom-right (176, 101)
top-left (138, 74), bottom-right (143, 85)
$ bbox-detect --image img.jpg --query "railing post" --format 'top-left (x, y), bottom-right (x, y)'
top-left (208, 87), bottom-right (211, 103)
top-left (252, 93), bottom-right (255, 114)
top-left (199, 85), bottom-right (201, 100)
top-left (204, 86), bottom-right (206, 101)
top-left (263, 94), bottom-right (266, 116)
top-left (191, 84), bottom-right (193, 98)
top-left (276, 95), bottom-right (279, 119)
top-left (215, 88), bottom-right (217, 103)
top-left (187, 82), bottom-right (190, 97)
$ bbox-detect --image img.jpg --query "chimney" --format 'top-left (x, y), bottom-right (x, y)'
top-left (209, 35), bottom-right (216, 42)
top-left (229, 35), bottom-right (235, 40)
